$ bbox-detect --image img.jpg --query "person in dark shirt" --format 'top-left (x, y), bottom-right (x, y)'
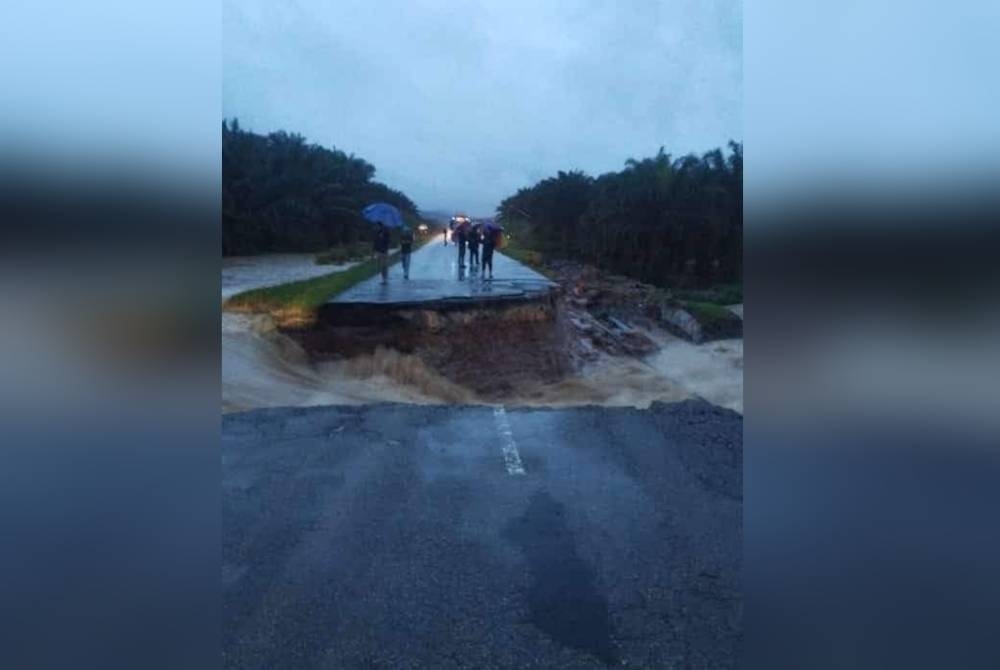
top-left (455, 221), bottom-right (468, 268)
top-left (481, 226), bottom-right (497, 280)
top-left (468, 224), bottom-right (481, 267)
top-left (399, 226), bottom-right (414, 280)
top-left (373, 223), bottom-right (390, 283)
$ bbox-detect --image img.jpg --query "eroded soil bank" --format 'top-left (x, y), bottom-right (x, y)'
top-left (222, 254), bottom-right (742, 413)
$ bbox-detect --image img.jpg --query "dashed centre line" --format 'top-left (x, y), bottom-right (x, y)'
top-left (493, 406), bottom-right (525, 475)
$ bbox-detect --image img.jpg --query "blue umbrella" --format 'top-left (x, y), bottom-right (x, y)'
top-left (362, 202), bottom-right (406, 228)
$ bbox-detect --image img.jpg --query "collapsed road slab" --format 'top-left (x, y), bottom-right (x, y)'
top-left (330, 241), bottom-right (557, 308)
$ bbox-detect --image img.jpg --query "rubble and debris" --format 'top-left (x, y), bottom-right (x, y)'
top-left (542, 259), bottom-right (741, 344)
top-left (283, 258), bottom-right (740, 400)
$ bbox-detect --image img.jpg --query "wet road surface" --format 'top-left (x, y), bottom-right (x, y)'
top-left (223, 399), bottom-right (741, 669)
top-left (333, 235), bottom-right (555, 306)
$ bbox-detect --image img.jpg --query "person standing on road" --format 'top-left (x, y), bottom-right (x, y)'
top-left (373, 222), bottom-right (391, 284)
top-left (399, 226), bottom-right (414, 280)
top-left (468, 223), bottom-right (481, 267)
top-left (481, 225), bottom-right (497, 280)
top-left (456, 220), bottom-right (468, 268)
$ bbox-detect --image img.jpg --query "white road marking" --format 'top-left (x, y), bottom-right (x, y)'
top-left (493, 406), bottom-right (526, 475)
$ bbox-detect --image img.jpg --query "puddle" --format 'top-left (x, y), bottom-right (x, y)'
top-left (503, 492), bottom-right (619, 665)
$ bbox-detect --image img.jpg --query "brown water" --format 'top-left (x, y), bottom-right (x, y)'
top-left (222, 254), bottom-right (358, 300)
top-left (222, 313), bottom-right (466, 410)
top-left (221, 255), bottom-right (743, 413)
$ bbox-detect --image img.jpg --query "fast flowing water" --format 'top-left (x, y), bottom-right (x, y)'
top-left (222, 255), bottom-right (743, 413)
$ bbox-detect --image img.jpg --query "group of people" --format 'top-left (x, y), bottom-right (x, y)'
top-left (372, 218), bottom-right (499, 284)
top-left (447, 219), bottom-right (497, 280)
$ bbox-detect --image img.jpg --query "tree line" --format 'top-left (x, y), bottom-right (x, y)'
top-left (497, 142), bottom-right (742, 286)
top-left (223, 120), bottom-right (420, 255)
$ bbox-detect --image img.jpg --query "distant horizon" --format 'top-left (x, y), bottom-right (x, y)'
top-left (224, 1), bottom-right (741, 215)
top-left (224, 116), bottom-right (739, 219)
top-left (224, 116), bottom-right (504, 216)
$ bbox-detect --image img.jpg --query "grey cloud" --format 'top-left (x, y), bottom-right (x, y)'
top-left (224, 0), bottom-right (741, 215)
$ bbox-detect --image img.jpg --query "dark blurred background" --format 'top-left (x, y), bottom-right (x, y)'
top-left (744, 1), bottom-right (1000, 668)
top-left (1, 1), bottom-right (998, 669)
top-left (1, 3), bottom-right (219, 669)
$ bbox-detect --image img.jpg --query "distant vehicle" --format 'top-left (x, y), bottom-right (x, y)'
top-left (417, 223), bottom-right (430, 236)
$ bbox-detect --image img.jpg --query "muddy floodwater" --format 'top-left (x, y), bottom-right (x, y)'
top-left (222, 254), bottom-right (356, 300)
top-left (222, 255), bottom-right (742, 413)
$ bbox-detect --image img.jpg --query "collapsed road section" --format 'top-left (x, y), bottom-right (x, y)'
top-left (324, 240), bottom-right (559, 326)
top-left (222, 244), bottom-right (742, 411)
top-left (320, 276), bottom-right (559, 329)
top-left (282, 243), bottom-right (575, 399)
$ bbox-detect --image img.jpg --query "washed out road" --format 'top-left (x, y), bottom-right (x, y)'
top-left (223, 399), bottom-right (742, 669)
top-left (332, 233), bottom-right (555, 306)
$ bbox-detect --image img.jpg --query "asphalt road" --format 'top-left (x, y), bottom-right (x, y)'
top-left (223, 399), bottom-right (742, 669)
top-left (332, 234), bottom-right (554, 305)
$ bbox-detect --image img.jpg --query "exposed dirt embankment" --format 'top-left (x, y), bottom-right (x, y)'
top-left (280, 262), bottom-right (743, 407)
top-left (292, 296), bottom-right (586, 401)
top-left (222, 255), bottom-right (741, 413)
top-left (542, 260), bottom-right (743, 344)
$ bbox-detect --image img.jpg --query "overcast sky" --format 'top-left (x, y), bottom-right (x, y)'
top-left (224, 0), bottom-right (741, 215)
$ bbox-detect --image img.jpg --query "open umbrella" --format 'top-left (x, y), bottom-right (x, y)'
top-left (482, 220), bottom-right (506, 248)
top-left (362, 202), bottom-right (406, 228)
top-left (483, 220), bottom-right (505, 237)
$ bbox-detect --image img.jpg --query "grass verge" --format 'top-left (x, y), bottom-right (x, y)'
top-left (671, 283), bottom-right (742, 306)
top-left (500, 239), bottom-right (545, 270)
top-left (682, 300), bottom-right (735, 323)
top-left (224, 251), bottom-right (400, 327)
top-left (680, 300), bottom-right (743, 339)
